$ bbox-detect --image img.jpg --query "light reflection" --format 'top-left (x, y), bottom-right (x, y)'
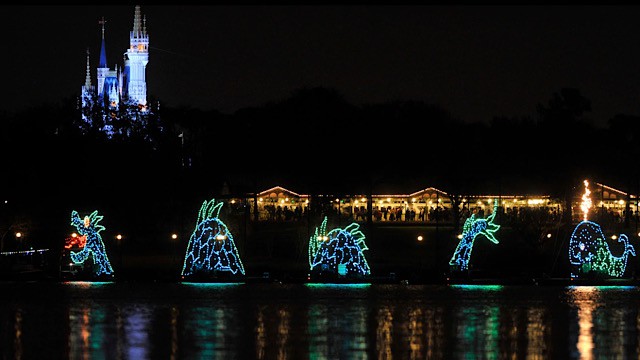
top-left (68, 303), bottom-right (108, 360)
top-left (425, 308), bottom-right (444, 359)
top-left (8, 283), bottom-right (640, 359)
top-left (64, 281), bottom-right (113, 289)
top-left (567, 286), bottom-right (597, 360)
top-left (82, 308), bottom-right (90, 360)
top-left (453, 306), bottom-right (500, 359)
top-left (349, 304), bottom-right (368, 357)
top-left (14, 308), bottom-right (23, 360)
top-left (593, 285), bottom-right (635, 291)
top-left (407, 307), bottom-right (423, 359)
top-left (305, 283), bottom-right (371, 288)
top-left (183, 306), bottom-right (232, 359)
top-left (255, 306), bottom-right (266, 360)
top-left (181, 282), bottom-right (244, 287)
top-left (308, 304), bottom-right (329, 359)
top-left (116, 307), bottom-right (124, 360)
top-left (484, 307), bottom-right (500, 358)
top-left (449, 284), bottom-right (503, 291)
top-left (170, 306), bottom-right (179, 360)
top-left (594, 307), bottom-right (626, 359)
top-left (307, 302), bottom-right (369, 359)
top-left (526, 307), bottom-right (547, 359)
top-left (376, 306), bottom-right (393, 360)
top-left (124, 308), bottom-right (150, 360)
top-left (636, 310), bottom-right (640, 357)
top-left (503, 308), bottom-right (519, 358)
top-left (277, 308), bottom-right (290, 360)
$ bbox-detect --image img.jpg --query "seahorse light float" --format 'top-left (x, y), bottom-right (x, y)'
top-left (449, 199), bottom-right (501, 272)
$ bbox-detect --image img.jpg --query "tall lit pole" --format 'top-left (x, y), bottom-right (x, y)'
top-left (15, 232), bottom-right (22, 251)
top-left (116, 234), bottom-right (123, 274)
top-left (171, 233), bottom-right (178, 272)
top-left (435, 192), bottom-right (440, 276)
top-left (417, 235), bottom-right (424, 276)
top-left (179, 132), bottom-right (184, 168)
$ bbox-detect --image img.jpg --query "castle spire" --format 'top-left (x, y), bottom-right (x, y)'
top-left (126, 5), bottom-right (149, 107)
top-left (84, 48), bottom-right (91, 88)
top-left (100, 16), bottom-right (106, 39)
top-left (98, 17), bottom-right (108, 68)
top-left (132, 5), bottom-right (142, 36)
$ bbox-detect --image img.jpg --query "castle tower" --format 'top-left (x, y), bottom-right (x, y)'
top-left (81, 48), bottom-right (93, 110)
top-left (96, 17), bottom-right (109, 99)
top-left (118, 60), bottom-right (124, 97)
top-left (106, 65), bottom-right (119, 109)
top-left (125, 5), bottom-right (149, 108)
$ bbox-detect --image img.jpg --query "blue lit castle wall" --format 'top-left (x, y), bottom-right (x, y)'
top-left (69, 210), bottom-right (114, 277)
top-left (181, 199), bottom-right (246, 277)
top-left (308, 216), bottom-right (371, 276)
top-left (569, 180), bottom-right (636, 278)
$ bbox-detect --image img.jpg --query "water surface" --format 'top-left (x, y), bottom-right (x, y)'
top-left (1, 282), bottom-right (639, 359)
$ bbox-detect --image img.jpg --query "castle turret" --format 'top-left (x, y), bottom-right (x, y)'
top-left (118, 61), bottom-right (124, 97)
top-left (81, 49), bottom-right (94, 121)
top-left (125, 5), bottom-right (149, 108)
top-left (96, 17), bottom-right (109, 98)
top-left (81, 49), bottom-right (93, 97)
top-left (83, 49), bottom-right (92, 89)
top-left (105, 67), bottom-right (119, 110)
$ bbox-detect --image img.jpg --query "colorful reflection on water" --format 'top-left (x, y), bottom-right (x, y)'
top-left (2, 282), bottom-right (640, 359)
top-left (565, 285), bottom-right (639, 360)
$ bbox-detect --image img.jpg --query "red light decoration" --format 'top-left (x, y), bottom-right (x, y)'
top-left (64, 234), bottom-right (87, 249)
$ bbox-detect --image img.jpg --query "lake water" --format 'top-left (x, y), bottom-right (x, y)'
top-left (1, 281), bottom-right (639, 359)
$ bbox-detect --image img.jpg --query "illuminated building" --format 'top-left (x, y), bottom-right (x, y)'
top-left (79, 5), bottom-right (151, 138)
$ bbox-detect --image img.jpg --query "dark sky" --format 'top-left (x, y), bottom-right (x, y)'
top-left (3, 5), bottom-right (640, 126)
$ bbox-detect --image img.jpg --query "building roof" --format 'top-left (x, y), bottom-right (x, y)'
top-left (99, 37), bottom-right (107, 68)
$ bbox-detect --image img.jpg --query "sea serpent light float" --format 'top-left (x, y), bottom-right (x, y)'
top-left (181, 199), bottom-right (245, 279)
top-left (308, 216), bottom-right (371, 277)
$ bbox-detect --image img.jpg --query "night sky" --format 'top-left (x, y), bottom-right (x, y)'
top-left (3, 5), bottom-right (640, 127)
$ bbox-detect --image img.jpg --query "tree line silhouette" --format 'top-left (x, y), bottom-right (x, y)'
top-left (1, 86), bottom-right (640, 250)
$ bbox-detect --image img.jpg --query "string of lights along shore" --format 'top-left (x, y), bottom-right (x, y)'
top-left (80, 5), bottom-right (150, 138)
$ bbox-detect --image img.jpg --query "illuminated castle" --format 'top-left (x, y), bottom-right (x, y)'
top-left (80, 5), bottom-right (150, 137)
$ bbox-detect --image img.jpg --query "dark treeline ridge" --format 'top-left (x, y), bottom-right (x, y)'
top-left (1, 86), bottom-right (640, 251)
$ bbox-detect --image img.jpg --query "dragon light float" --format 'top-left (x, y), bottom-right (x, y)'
top-left (69, 210), bottom-right (114, 277)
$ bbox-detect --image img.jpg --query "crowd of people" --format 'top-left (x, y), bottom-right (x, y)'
top-left (252, 203), bottom-right (573, 225)
top-left (247, 198), bottom-right (638, 230)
